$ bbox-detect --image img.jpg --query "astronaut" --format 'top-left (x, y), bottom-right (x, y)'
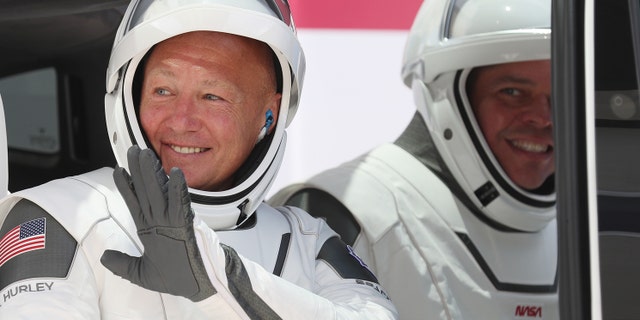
top-left (269, 0), bottom-right (558, 318)
top-left (0, 0), bottom-right (397, 318)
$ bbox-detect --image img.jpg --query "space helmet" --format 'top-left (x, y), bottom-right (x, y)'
top-left (105, 0), bottom-right (305, 229)
top-left (402, 0), bottom-right (555, 231)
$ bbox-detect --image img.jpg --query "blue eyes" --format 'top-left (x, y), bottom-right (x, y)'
top-left (154, 89), bottom-right (221, 101)
top-left (204, 94), bottom-right (220, 101)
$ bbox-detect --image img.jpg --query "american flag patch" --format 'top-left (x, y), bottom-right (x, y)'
top-left (0, 217), bottom-right (46, 267)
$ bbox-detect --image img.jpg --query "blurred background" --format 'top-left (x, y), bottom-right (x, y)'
top-left (270, 0), bottom-right (421, 196)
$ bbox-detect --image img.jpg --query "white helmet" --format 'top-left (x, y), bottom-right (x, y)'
top-left (402, 0), bottom-right (555, 231)
top-left (105, 0), bottom-right (305, 230)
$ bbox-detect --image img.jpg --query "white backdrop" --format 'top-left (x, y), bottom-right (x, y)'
top-left (269, 29), bottom-right (415, 197)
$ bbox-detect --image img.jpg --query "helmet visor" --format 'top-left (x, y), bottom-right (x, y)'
top-left (123, 0), bottom-right (293, 35)
top-left (446, 0), bottom-right (550, 39)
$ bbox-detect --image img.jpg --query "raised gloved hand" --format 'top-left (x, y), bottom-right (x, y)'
top-left (100, 145), bottom-right (216, 302)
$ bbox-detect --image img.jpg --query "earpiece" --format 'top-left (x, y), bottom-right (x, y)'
top-left (256, 109), bottom-right (274, 144)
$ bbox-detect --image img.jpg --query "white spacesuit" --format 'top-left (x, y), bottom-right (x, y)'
top-left (269, 0), bottom-right (558, 319)
top-left (0, 0), bottom-right (396, 318)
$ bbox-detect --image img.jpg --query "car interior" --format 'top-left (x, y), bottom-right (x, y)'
top-left (0, 0), bottom-right (128, 191)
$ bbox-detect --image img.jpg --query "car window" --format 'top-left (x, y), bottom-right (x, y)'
top-left (595, 1), bottom-right (640, 319)
top-left (0, 68), bottom-right (59, 154)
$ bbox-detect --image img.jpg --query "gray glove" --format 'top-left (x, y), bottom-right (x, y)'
top-left (100, 146), bottom-right (216, 302)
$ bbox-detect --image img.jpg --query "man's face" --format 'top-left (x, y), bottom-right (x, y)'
top-left (468, 60), bottom-right (553, 190)
top-left (139, 31), bottom-right (281, 191)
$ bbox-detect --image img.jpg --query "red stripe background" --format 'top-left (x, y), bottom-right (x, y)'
top-left (288, 0), bottom-right (423, 30)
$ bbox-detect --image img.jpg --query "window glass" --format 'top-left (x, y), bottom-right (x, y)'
top-left (0, 68), bottom-right (59, 154)
top-left (594, 1), bottom-right (640, 194)
top-left (596, 1), bottom-right (640, 319)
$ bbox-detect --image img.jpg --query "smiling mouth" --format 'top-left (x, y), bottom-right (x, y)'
top-left (510, 140), bottom-right (552, 153)
top-left (170, 145), bottom-right (209, 154)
